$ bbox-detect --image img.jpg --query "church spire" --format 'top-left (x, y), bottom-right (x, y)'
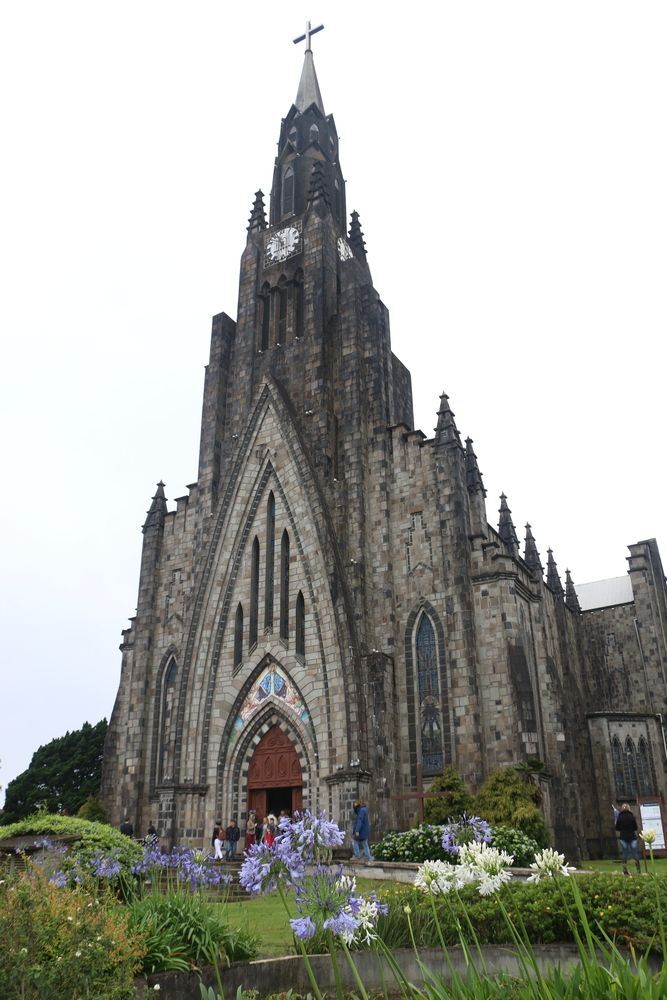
top-left (565, 569), bottom-right (581, 612)
top-left (247, 190), bottom-right (267, 232)
top-left (143, 481), bottom-right (167, 533)
top-left (434, 392), bottom-right (462, 448)
top-left (498, 493), bottom-right (519, 556)
top-left (546, 548), bottom-right (564, 597)
top-left (293, 21), bottom-right (325, 113)
top-left (465, 438), bottom-right (486, 496)
top-left (523, 523), bottom-right (543, 575)
top-left (349, 211), bottom-right (367, 258)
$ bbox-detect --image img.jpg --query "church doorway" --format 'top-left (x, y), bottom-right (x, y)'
top-left (247, 725), bottom-right (303, 818)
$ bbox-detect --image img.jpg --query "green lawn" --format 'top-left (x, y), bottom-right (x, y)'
top-left (583, 857), bottom-right (667, 875)
top-left (223, 878), bottom-right (388, 957)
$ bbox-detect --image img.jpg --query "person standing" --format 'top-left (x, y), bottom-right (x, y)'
top-left (615, 803), bottom-right (640, 874)
top-left (262, 814), bottom-right (277, 847)
top-left (245, 811), bottom-right (257, 852)
top-left (254, 815), bottom-right (264, 845)
top-left (351, 800), bottom-right (373, 862)
top-left (225, 819), bottom-right (241, 860)
top-left (120, 816), bottom-right (134, 837)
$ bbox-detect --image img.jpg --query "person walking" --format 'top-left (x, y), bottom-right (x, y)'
top-left (262, 814), bottom-right (277, 847)
top-left (212, 819), bottom-right (224, 861)
top-left (225, 819), bottom-right (241, 860)
top-left (615, 803), bottom-right (641, 874)
top-left (351, 800), bottom-right (373, 862)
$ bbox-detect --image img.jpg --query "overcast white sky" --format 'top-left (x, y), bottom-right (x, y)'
top-left (1, 2), bottom-right (665, 803)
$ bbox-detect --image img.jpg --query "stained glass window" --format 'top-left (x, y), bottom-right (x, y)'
top-left (415, 614), bottom-right (444, 774)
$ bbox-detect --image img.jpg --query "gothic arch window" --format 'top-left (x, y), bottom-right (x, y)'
top-left (624, 736), bottom-right (637, 798)
top-left (309, 123), bottom-right (319, 144)
top-left (414, 613), bottom-right (444, 775)
top-left (159, 656), bottom-right (178, 783)
top-left (276, 276), bottom-right (288, 345)
top-left (611, 736), bottom-right (625, 798)
top-left (280, 529), bottom-right (290, 641)
top-left (295, 590), bottom-right (305, 658)
top-left (637, 737), bottom-right (655, 796)
top-left (234, 603), bottom-right (244, 669)
top-left (264, 492), bottom-right (275, 630)
top-left (249, 536), bottom-right (260, 649)
top-left (282, 165), bottom-right (295, 217)
top-left (259, 282), bottom-right (270, 352)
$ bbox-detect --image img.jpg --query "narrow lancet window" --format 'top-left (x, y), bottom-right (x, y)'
top-left (282, 165), bottom-right (295, 217)
top-left (264, 493), bottom-right (275, 630)
top-left (309, 123), bottom-right (319, 143)
top-left (249, 536), bottom-right (259, 648)
top-left (260, 282), bottom-right (270, 351)
top-left (159, 656), bottom-right (177, 783)
top-left (294, 270), bottom-right (304, 339)
top-left (415, 614), bottom-right (444, 775)
top-left (277, 280), bottom-right (288, 344)
top-left (280, 529), bottom-right (290, 640)
top-left (234, 603), bottom-right (244, 669)
top-left (296, 590), bottom-right (305, 657)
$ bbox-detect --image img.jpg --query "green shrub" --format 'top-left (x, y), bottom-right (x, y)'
top-left (373, 824), bottom-right (455, 863)
top-left (0, 813), bottom-right (142, 875)
top-left (0, 867), bottom-right (142, 999)
top-left (375, 874), bottom-right (667, 955)
top-left (77, 795), bottom-right (109, 823)
top-left (474, 768), bottom-right (549, 846)
top-left (127, 891), bottom-right (257, 973)
top-left (423, 767), bottom-right (473, 825)
top-left (490, 825), bottom-right (540, 867)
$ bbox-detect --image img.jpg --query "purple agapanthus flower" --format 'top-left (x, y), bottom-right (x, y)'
top-left (441, 814), bottom-right (492, 856)
top-left (49, 870), bottom-right (68, 888)
top-left (290, 915), bottom-right (317, 940)
top-left (323, 910), bottom-right (360, 942)
top-left (239, 838), bottom-right (305, 895)
top-left (91, 855), bottom-right (123, 879)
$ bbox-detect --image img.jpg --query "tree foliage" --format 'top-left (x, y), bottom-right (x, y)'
top-left (423, 766), bottom-right (473, 824)
top-left (1, 720), bottom-right (107, 825)
top-left (473, 767), bottom-right (549, 846)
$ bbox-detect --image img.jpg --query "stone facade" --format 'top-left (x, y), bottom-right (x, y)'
top-left (102, 48), bottom-right (667, 859)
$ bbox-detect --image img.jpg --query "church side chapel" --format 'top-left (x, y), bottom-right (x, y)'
top-left (102, 25), bottom-right (667, 860)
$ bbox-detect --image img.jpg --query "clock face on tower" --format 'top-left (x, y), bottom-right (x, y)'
top-left (265, 223), bottom-right (302, 266)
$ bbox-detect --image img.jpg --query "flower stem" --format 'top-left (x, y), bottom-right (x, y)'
top-left (276, 882), bottom-right (324, 1000)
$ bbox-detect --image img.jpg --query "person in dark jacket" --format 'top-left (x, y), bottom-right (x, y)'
top-left (351, 799), bottom-right (373, 862)
top-left (120, 816), bottom-right (134, 837)
top-left (225, 819), bottom-right (241, 860)
top-left (615, 803), bottom-right (640, 874)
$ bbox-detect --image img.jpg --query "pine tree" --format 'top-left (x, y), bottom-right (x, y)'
top-left (1, 720), bottom-right (107, 825)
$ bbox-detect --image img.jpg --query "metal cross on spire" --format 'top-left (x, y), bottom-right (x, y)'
top-left (293, 20), bottom-right (324, 53)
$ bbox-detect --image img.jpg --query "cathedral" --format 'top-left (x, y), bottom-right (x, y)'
top-left (102, 29), bottom-right (667, 860)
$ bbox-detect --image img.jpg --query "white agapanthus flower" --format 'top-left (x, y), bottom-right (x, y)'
top-left (353, 898), bottom-right (382, 944)
top-left (526, 847), bottom-right (576, 883)
top-left (414, 860), bottom-right (461, 895)
top-left (459, 841), bottom-right (514, 896)
top-left (640, 829), bottom-right (657, 846)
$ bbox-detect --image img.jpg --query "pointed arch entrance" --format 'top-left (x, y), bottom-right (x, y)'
top-left (247, 724), bottom-right (303, 818)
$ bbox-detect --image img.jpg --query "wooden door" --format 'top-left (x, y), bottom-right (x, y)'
top-left (247, 725), bottom-right (302, 790)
